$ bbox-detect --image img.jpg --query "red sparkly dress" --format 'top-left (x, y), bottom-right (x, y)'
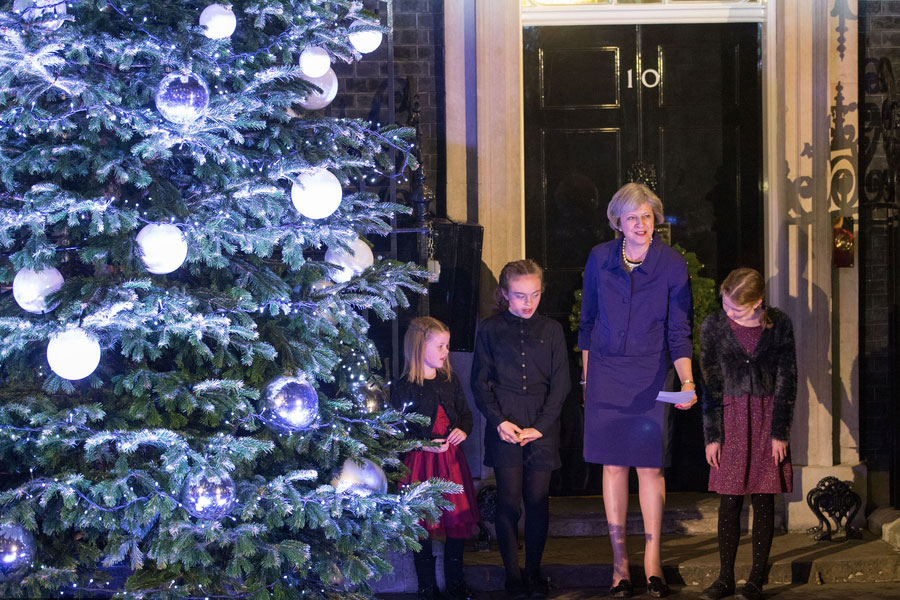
top-left (708, 319), bottom-right (793, 495)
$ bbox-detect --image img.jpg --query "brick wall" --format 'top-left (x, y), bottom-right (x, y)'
top-left (859, 0), bottom-right (899, 473)
top-left (325, 0), bottom-right (446, 211)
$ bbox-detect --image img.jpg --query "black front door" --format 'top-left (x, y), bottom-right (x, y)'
top-left (524, 23), bottom-right (763, 494)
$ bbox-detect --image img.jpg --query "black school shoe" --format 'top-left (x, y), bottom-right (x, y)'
top-left (646, 576), bottom-right (671, 598)
top-left (608, 578), bottom-right (634, 598)
top-left (505, 573), bottom-right (530, 600)
top-left (699, 579), bottom-right (736, 600)
top-left (525, 570), bottom-right (550, 599)
top-left (735, 582), bottom-right (763, 600)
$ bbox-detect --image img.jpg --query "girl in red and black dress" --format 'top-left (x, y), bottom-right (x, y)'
top-left (699, 268), bottom-right (797, 600)
top-left (392, 317), bottom-right (480, 600)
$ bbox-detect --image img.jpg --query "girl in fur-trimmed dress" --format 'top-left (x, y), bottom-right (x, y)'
top-left (392, 317), bottom-right (480, 600)
top-left (698, 268), bottom-right (797, 600)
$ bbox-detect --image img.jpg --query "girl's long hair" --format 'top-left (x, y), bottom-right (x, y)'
top-left (493, 259), bottom-right (544, 313)
top-left (402, 316), bottom-right (452, 385)
top-left (720, 267), bottom-right (772, 328)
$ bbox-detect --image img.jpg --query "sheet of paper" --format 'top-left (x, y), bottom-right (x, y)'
top-left (656, 390), bottom-right (695, 405)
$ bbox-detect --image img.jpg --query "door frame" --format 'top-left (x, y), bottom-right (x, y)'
top-left (520, 0), bottom-right (780, 303)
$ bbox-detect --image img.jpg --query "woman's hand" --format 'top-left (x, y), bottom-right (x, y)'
top-left (772, 439), bottom-right (789, 464)
top-left (446, 428), bottom-right (467, 446)
top-left (518, 427), bottom-right (543, 446)
top-left (675, 380), bottom-right (697, 410)
top-left (497, 421), bottom-right (523, 444)
top-left (423, 438), bottom-right (450, 453)
top-left (705, 442), bottom-right (721, 468)
top-left (673, 359), bottom-right (697, 410)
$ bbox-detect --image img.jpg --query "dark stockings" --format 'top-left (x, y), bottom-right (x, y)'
top-left (494, 466), bottom-right (552, 582)
top-left (413, 537), bottom-right (467, 591)
top-left (716, 493), bottom-right (775, 588)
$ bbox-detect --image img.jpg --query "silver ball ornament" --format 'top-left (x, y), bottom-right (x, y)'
top-left (155, 71), bottom-right (210, 125)
top-left (363, 380), bottom-right (387, 413)
top-left (331, 457), bottom-right (387, 496)
top-left (181, 472), bottom-right (236, 520)
top-left (263, 376), bottom-right (319, 431)
top-left (0, 524), bottom-right (34, 582)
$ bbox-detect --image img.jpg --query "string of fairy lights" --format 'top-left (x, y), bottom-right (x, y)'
top-left (0, 2), bottom-right (428, 597)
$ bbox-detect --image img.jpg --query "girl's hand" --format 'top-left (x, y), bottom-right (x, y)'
top-left (497, 421), bottom-right (523, 444)
top-left (518, 427), bottom-right (543, 446)
top-left (705, 442), bottom-right (721, 468)
top-left (446, 428), bottom-right (467, 446)
top-left (423, 438), bottom-right (450, 453)
top-left (772, 439), bottom-right (789, 464)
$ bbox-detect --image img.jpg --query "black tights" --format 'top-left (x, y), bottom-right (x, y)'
top-left (494, 466), bottom-right (553, 582)
top-left (717, 493), bottom-right (775, 588)
top-left (413, 537), bottom-right (466, 589)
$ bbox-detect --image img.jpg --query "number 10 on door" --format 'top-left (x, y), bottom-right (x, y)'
top-left (626, 68), bottom-right (660, 89)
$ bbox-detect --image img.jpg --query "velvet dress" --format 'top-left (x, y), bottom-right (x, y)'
top-left (392, 374), bottom-right (480, 538)
top-left (578, 236), bottom-right (693, 468)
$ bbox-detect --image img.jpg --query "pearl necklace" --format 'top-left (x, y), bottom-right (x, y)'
top-left (622, 236), bottom-right (652, 268)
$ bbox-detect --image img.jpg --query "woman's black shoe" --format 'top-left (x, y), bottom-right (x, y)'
top-left (646, 576), bottom-right (670, 598)
top-left (608, 578), bottom-right (634, 598)
top-left (735, 582), bottom-right (763, 600)
top-left (699, 579), bottom-right (735, 600)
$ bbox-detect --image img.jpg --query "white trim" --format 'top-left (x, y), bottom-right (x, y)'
top-left (522, 3), bottom-right (766, 27)
top-left (762, 0), bottom-right (779, 300)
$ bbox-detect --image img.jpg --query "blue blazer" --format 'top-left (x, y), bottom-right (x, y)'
top-left (578, 237), bottom-right (693, 362)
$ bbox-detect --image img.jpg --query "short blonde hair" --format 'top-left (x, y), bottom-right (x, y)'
top-left (402, 317), bottom-right (452, 385)
top-left (607, 182), bottom-right (665, 231)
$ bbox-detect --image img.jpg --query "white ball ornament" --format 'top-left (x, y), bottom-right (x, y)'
top-left (47, 327), bottom-right (101, 381)
top-left (331, 457), bottom-right (387, 496)
top-left (13, 0), bottom-right (67, 30)
top-left (324, 237), bottom-right (374, 283)
top-left (299, 46), bottom-right (331, 78)
top-left (136, 223), bottom-right (188, 274)
top-left (199, 3), bottom-right (237, 40)
top-left (12, 267), bottom-right (64, 314)
top-left (348, 20), bottom-right (383, 54)
top-left (291, 168), bottom-right (342, 219)
top-left (155, 71), bottom-right (210, 125)
top-left (298, 68), bottom-right (338, 111)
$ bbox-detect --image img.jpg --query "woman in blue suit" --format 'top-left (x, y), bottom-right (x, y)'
top-left (579, 183), bottom-right (697, 598)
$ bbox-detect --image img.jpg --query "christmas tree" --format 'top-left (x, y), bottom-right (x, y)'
top-left (0, 1), bottom-right (451, 598)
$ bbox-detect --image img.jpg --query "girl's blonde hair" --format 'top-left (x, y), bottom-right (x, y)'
top-left (720, 267), bottom-right (772, 328)
top-left (606, 182), bottom-right (665, 231)
top-left (402, 316), bottom-right (452, 385)
top-left (493, 259), bottom-right (544, 313)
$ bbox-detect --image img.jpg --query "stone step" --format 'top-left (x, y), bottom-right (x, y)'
top-left (373, 532), bottom-right (900, 594)
top-left (545, 492), bottom-right (785, 536)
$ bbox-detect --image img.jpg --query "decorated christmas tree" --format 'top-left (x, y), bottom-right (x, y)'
top-left (0, 1), bottom-right (450, 598)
